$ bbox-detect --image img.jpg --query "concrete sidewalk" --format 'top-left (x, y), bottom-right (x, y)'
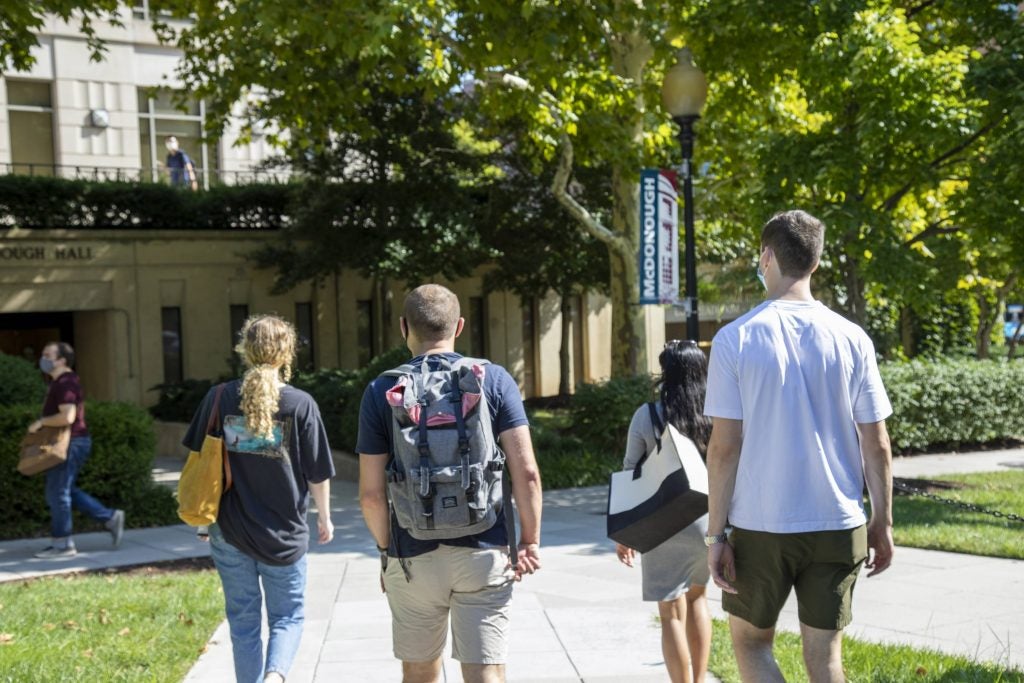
top-left (1, 449), bottom-right (1021, 681)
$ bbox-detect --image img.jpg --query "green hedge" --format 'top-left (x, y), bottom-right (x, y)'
top-left (149, 379), bottom-right (216, 423)
top-left (292, 346), bottom-right (410, 451)
top-left (0, 175), bottom-right (293, 230)
top-left (881, 359), bottom-right (1024, 453)
top-left (532, 359), bottom-right (1024, 490)
top-left (568, 375), bottom-right (655, 455)
top-left (0, 401), bottom-right (177, 539)
top-left (0, 353), bottom-right (45, 407)
top-left (150, 347), bottom-right (412, 451)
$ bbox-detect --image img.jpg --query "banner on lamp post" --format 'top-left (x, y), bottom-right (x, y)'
top-left (638, 169), bottom-right (679, 305)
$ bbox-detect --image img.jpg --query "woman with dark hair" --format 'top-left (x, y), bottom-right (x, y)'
top-left (615, 340), bottom-right (712, 683)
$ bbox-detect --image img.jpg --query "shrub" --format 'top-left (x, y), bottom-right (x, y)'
top-left (568, 375), bottom-right (655, 456)
top-left (530, 413), bottom-right (619, 489)
top-left (0, 175), bottom-right (292, 230)
top-left (293, 346), bottom-right (411, 451)
top-left (0, 401), bottom-right (177, 538)
top-left (881, 359), bottom-right (1024, 453)
top-left (0, 353), bottom-right (45, 407)
top-left (149, 379), bottom-right (215, 423)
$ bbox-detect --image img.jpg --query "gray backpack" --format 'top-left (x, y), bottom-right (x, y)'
top-left (383, 356), bottom-right (515, 547)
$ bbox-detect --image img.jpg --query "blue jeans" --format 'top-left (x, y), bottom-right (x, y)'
top-left (44, 436), bottom-right (113, 539)
top-left (209, 524), bottom-right (307, 683)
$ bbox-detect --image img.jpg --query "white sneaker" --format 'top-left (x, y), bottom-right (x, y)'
top-left (34, 545), bottom-right (77, 559)
top-left (106, 509), bottom-right (125, 548)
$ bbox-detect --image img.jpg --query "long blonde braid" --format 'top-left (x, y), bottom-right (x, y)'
top-left (235, 315), bottom-right (297, 440)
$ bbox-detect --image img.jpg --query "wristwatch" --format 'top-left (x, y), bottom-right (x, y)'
top-left (704, 533), bottom-right (728, 547)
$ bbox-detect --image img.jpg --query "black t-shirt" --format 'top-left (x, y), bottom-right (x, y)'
top-left (183, 380), bottom-right (335, 565)
top-left (356, 352), bottom-right (529, 558)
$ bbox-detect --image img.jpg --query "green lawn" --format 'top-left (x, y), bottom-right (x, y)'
top-left (891, 471), bottom-right (1024, 560)
top-left (708, 619), bottom-right (1023, 682)
top-left (0, 561), bottom-right (223, 683)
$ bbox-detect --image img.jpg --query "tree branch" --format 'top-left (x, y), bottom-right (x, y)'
top-left (903, 218), bottom-right (964, 247)
top-left (552, 134), bottom-right (630, 255)
top-left (877, 115), bottom-right (1006, 213)
top-left (906, 0), bottom-right (939, 18)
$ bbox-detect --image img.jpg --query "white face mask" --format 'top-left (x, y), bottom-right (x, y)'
top-left (756, 248), bottom-right (769, 291)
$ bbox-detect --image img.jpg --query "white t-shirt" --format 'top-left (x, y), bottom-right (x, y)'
top-left (704, 299), bottom-right (892, 533)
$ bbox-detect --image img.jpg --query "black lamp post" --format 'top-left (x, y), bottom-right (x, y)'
top-left (662, 49), bottom-right (708, 342)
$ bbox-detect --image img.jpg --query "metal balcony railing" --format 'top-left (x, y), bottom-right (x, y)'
top-left (0, 163), bottom-right (292, 187)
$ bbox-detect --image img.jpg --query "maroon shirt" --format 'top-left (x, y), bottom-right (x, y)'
top-left (42, 371), bottom-right (88, 438)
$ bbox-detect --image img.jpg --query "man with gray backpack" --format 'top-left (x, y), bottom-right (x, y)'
top-left (358, 284), bottom-right (543, 683)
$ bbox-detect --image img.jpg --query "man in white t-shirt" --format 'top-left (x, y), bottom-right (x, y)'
top-left (703, 210), bottom-right (894, 683)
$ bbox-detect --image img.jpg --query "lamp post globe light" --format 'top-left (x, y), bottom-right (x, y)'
top-left (661, 48), bottom-right (707, 342)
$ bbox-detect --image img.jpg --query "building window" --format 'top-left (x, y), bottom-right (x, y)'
top-left (5, 80), bottom-right (55, 175)
top-left (469, 296), bottom-right (487, 358)
top-left (356, 299), bottom-right (375, 367)
top-left (138, 88), bottom-right (219, 187)
top-left (161, 307), bottom-right (183, 384)
top-left (521, 298), bottom-right (538, 397)
top-left (295, 302), bottom-right (315, 372)
top-left (229, 304), bottom-right (249, 348)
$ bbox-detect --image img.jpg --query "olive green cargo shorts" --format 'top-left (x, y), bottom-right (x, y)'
top-left (722, 525), bottom-right (868, 630)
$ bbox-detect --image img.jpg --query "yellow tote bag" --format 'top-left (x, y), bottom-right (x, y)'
top-left (177, 384), bottom-right (233, 526)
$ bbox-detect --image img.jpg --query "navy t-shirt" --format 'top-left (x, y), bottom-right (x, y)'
top-left (356, 352), bottom-right (529, 558)
top-left (183, 380), bottom-right (335, 566)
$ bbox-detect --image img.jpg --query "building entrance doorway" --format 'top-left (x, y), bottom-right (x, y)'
top-left (0, 311), bottom-right (75, 363)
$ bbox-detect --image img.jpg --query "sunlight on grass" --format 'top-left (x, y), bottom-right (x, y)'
top-left (708, 619), bottom-right (1023, 682)
top-left (0, 563), bottom-right (223, 683)
top-left (892, 471), bottom-right (1024, 560)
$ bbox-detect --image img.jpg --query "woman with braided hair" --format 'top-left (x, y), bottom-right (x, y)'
top-left (183, 315), bottom-right (335, 683)
top-left (614, 340), bottom-right (713, 683)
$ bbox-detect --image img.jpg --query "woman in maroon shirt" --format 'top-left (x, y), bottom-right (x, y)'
top-left (29, 342), bottom-right (124, 558)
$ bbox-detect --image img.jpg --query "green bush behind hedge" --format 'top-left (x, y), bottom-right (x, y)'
top-left (0, 175), bottom-right (292, 230)
top-left (881, 359), bottom-right (1024, 452)
top-left (532, 358), bottom-right (1024, 490)
top-left (150, 347), bottom-right (412, 452)
top-left (0, 354), bottom-right (45, 408)
top-left (0, 401), bottom-right (177, 539)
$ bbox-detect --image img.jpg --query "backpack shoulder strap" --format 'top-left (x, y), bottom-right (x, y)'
top-left (647, 402), bottom-right (665, 452)
top-left (206, 383), bottom-right (226, 435)
top-left (380, 363), bottom-right (418, 379)
top-left (632, 402), bottom-right (663, 478)
top-left (451, 356), bottom-right (491, 370)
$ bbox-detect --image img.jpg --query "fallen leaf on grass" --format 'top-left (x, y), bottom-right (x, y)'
top-left (0, 633), bottom-right (14, 644)
top-left (63, 621), bottom-right (78, 630)
top-left (82, 649), bottom-right (93, 658)
top-left (198, 645), bottom-right (208, 655)
top-left (43, 623), bottom-right (56, 631)
top-left (916, 667), bottom-right (928, 676)
top-left (118, 628), bottom-right (130, 637)
top-left (99, 609), bottom-right (110, 625)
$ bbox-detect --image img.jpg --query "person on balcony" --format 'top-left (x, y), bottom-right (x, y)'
top-left (165, 136), bottom-right (198, 190)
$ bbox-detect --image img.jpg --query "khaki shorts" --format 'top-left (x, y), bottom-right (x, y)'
top-left (383, 545), bottom-right (515, 664)
top-left (722, 525), bottom-right (868, 630)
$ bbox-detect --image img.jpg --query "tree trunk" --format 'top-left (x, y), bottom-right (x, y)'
top-left (899, 306), bottom-right (916, 359)
top-left (843, 261), bottom-right (867, 326)
top-left (558, 292), bottom-right (572, 396)
top-left (609, 165), bottom-right (645, 378)
top-left (975, 294), bottom-right (995, 360)
top-left (1009, 319), bottom-right (1023, 360)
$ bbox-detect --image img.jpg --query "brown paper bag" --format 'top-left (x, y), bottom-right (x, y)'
top-left (18, 426), bottom-right (71, 476)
